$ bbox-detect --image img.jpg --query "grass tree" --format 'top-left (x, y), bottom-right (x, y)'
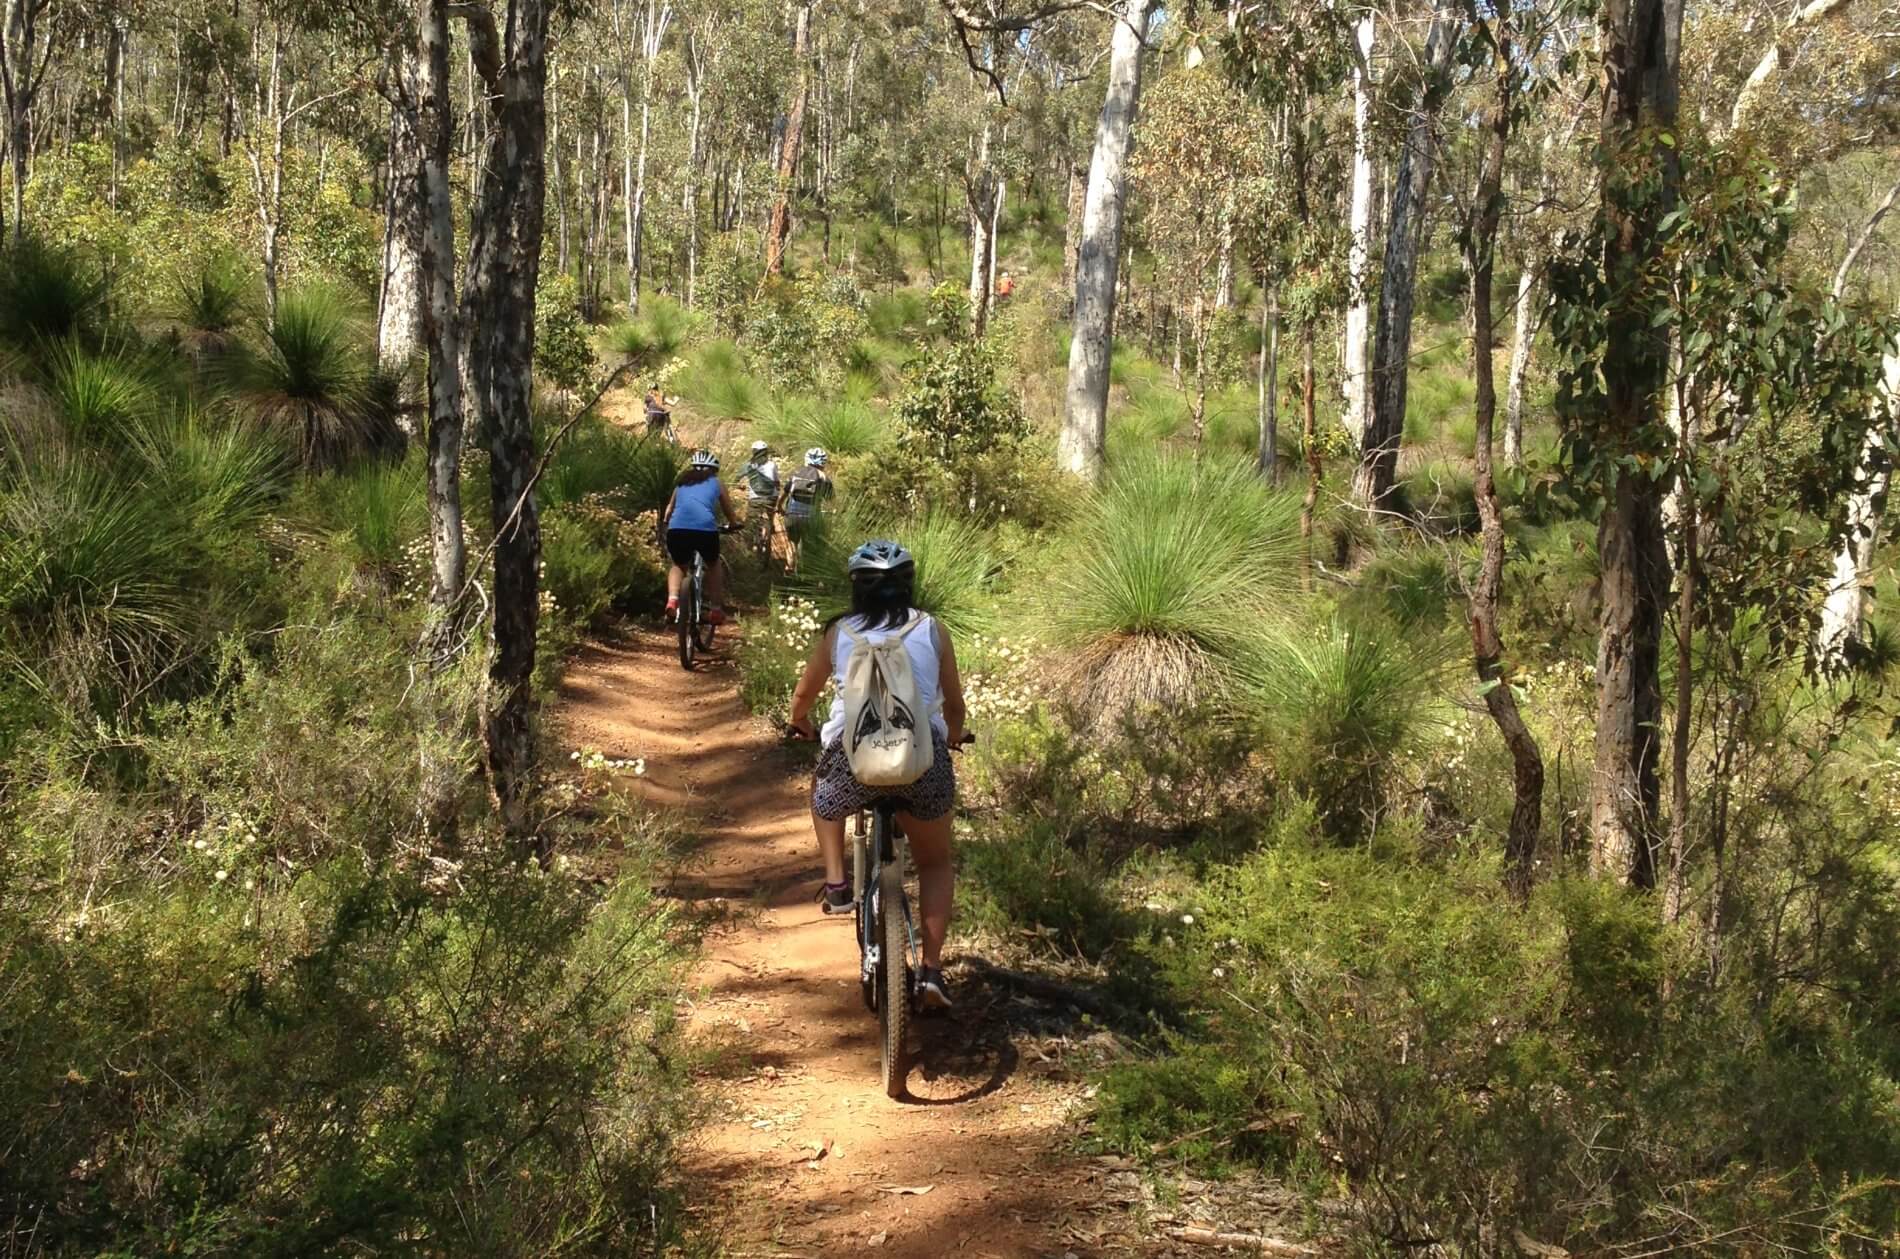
top-left (1041, 450), bottom-right (1302, 722)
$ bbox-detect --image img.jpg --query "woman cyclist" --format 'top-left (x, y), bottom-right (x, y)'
top-left (778, 447), bottom-right (834, 572)
top-left (661, 450), bottom-right (739, 624)
top-left (787, 540), bottom-right (965, 1009)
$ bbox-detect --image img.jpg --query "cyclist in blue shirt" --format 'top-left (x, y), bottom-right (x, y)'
top-left (662, 450), bottom-right (739, 624)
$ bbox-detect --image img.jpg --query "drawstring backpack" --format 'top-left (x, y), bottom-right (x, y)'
top-left (837, 615), bottom-right (934, 786)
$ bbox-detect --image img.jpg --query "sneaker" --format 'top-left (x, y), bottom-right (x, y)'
top-left (663, 598), bottom-right (679, 622)
top-left (705, 607), bottom-right (727, 626)
top-left (818, 882), bottom-right (854, 915)
top-left (917, 966), bottom-right (953, 1011)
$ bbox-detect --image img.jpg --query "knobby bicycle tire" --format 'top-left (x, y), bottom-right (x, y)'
top-left (854, 822), bottom-right (874, 1014)
top-left (677, 562), bottom-right (699, 671)
top-left (878, 852), bottom-right (910, 1100)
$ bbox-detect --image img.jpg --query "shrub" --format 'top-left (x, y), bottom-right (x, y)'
top-left (541, 500), bottom-right (661, 628)
top-left (169, 250), bottom-right (251, 357)
top-left (0, 236), bottom-right (108, 346)
top-left (1041, 449), bottom-right (1302, 719)
top-left (538, 411), bottom-right (679, 516)
top-left (851, 339), bottom-right (1052, 525)
top-left (225, 287), bottom-right (393, 471)
top-left (1244, 613), bottom-right (1449, 837)
top-left (302, 455), bottom-right (428, 585)
top-left (535, 273), bottom-right (600, 395)
top-left (44, 341), bottom-right (157, 440)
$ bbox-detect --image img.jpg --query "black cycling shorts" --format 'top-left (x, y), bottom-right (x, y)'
top-left (666, 528), bottom-right (721, 566)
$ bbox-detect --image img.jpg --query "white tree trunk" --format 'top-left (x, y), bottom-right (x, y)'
top-left (1817, 345), bottom-right (1900, 665)
top-left (378, 94), bottom-right (426, 380)
top-left (1729, 0), bottom-right (1857, 135)
top-left (1504, 266), bottom-right (1536, 466)
top-left (1342, 11), bottom-right (1376, 444)
top-left (968, 115), bottom-right (992, 324)
top-left (1058, 0), bottom-right (1156, 482)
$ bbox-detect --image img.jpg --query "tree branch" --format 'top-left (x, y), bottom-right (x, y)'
top-left (1831, 168), bottom-right (1900, 300)
top-left (1731, 0), bottom-right (1859, 134)
top-left (449, 1), bottom-right (502, 95)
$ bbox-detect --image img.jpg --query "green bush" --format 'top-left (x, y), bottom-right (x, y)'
top-left (538, 411), bottom-right (679, 515)
top-left (535, 273), bottom-right (600, 395)
top-left (0, 236), bottom-right (108, 346)
top-left (542, 501), bottom-right (661, 628)
top-left (1244, 613), bottom-right (1448, 837)
top-left (1041, 449), bottom-right (1302, 719)
top-left (1097, 823), bottom-right (1900, 1254)
top-left (224, 287), bottom-right (395, 471)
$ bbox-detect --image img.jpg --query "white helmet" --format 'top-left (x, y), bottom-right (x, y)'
top-left (805, 447), bottom-right (828, 468)
top-left (689, 449), bottom-right (720, 470)
top-left (751, 440), bottom-right (769, 453)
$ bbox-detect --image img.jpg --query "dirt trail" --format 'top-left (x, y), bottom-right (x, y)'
top-left (556, 621), bottom-right (1125, 1258)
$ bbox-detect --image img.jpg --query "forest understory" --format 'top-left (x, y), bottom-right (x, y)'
top-left (5, 0), bottom-right (1900, 1255)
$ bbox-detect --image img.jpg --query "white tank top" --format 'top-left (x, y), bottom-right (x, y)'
top-left (819, 612), bottom-right (947, 746)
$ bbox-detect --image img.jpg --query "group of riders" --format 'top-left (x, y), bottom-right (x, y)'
top-left (653, 390), bottom-right (961, 1011)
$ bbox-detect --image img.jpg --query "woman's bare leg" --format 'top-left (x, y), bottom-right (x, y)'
top-left (813, 809), bottom-right (847, 886)
top-left (896, 810), bottom-right (953, 968)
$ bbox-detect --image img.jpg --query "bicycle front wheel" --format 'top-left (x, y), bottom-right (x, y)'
top-left (878, 856), bottom-right (910, 1100)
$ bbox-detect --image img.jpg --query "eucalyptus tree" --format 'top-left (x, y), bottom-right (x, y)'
top-left (1127, 64), bottom-right (1272, 447)
top-left (457, 0), bottom-right (557, 851)
top-left (1057, 0), bottom-right (1157, 480)
top-left (1, 0), bottom-right (59, 240)
top-left (1352, 0), bottom-right (1460, 510)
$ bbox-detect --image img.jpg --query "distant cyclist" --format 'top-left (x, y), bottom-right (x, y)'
top-left (662, 450), bottom-right (739, 624)
top-left (644, 383), bottom-right (678, 443)
top-left (787, 539), bottom-right (967, 1009)
top-left (778, 447), bottom-right (834, 571)
top-left (741, 440), bottom-right (781, 555)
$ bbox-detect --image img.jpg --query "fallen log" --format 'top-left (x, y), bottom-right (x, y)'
top-left (1168, 1226), bottom-right (1317, 1255)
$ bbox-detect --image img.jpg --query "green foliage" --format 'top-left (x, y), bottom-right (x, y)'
top-left (44, 342), bottom-right (156, 440)
top-left (302, 456), bottom-right (427, 583)
top-left (2, 616), bottom-right (693, 1256)
top-left (1099, 822), bottom-right (1900, 1254)
top-left (1244, 614), bottom-right (1447, 837)
top-left (225, 287), bottom-right (393, 471)
top-left (535, 273), bottom-right (601, 395)
top-left (538, 410), bottom-right (680, 516)
top-left (169, 249), bottom-right (251, 355)
top-left (1399, 458), bottom-right (1479, 535)
top-left (745, 272), bottom-right (870, 390)
top-left (542, 501), bottom-right (663, 627)
top-left (696, 236), bottom-right (761, 337)
top-left (607, 294), bottom-right (694, 365)
top-left (1041, 450), bottom-right (1302, 716)
top-left (786, 504), bottom-right (999, 639)
top-left (924, 281), bottom-right (970, 340)
top-left (859, 339), bottom-right (1053, 525)
top-left (0, 236), bottom-right (108, 346)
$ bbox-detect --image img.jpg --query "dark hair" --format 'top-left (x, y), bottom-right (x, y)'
top-left (675, 466), bottom-right (717, 487)
top-left (826, 564), bottom-right (916, 632)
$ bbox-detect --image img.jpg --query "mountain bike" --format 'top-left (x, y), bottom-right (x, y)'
top-left (677, 525), bottom-right (740, 671)
top-left (787, 727), bottom-right (975, 1099)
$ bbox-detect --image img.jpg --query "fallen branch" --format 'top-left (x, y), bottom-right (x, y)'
top-left (1168, 1226), bottom-right (1316, 1255)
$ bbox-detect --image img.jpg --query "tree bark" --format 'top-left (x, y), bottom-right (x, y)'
top-left (1816, 346), bottom-right (1900, 665)
top-left (1342, 10), bottom-right (1376, 445)
top-left (377, 89), bottom-right (426, 381)
top-left (1504, 265), bottom-right (1539, 466)
top-left (0, 0), bottom-right (53, 244)
top-left (1258, 281), bottom-right (1278, 480)
top-left (1062, 158), bottom-right (1084, 297)
top-left (763, 1), bottom-right (813, 276)
top-left (1354, 4), bottom-right (1457, 510)
top-left (1059, 0), bottom-right (1155, 482)
top-left (1588, 0), bottom-right (1682, 888)
top-left (459, 0), bottom-right (552, 854)
top-left (1463, 24), bottom-right (1544, 900)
